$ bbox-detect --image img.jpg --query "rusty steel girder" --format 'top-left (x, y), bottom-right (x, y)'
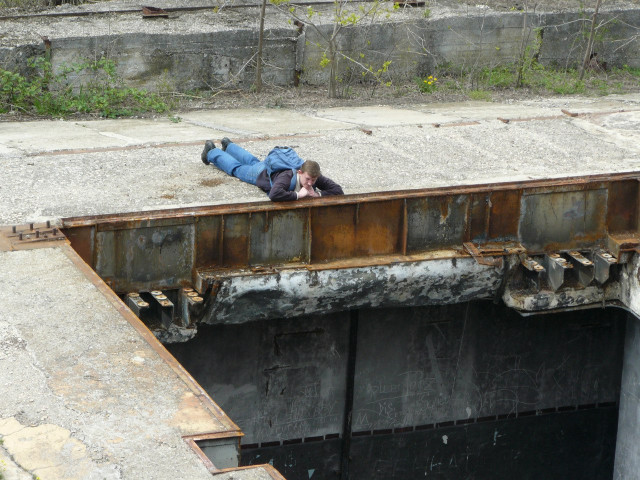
top-left (60, 172), bottom-right (640, 294)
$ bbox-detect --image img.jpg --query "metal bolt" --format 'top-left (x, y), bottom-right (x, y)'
top-left (193, 297), bottom-right (203, 302)
top-left (128, 292), bottom-right (140, 298)
top-left (151, 290), bottom-right (162, 296)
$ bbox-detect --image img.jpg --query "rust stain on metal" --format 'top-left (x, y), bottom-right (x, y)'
top-left (1, 222), bottom-right (69, 252)
top-left (222, 214), bottom-right (250, 267)
top-left (607, 232), bottom-right (640, 257)
top-left (437, 196), bottom-right (450, 222)
top-left (401, 199), bottom-right (408, 256)
top-left (607, 179), bottom-right (639, 233)
top-left (311, 205), bottom-right (357, 261)
top-left (354, 200), bottom-right (403, 256)
top-left (63, 225), bottom-right (94, 267)
top-left (195, 216), bottom-right (222, 269)
top-left (463, 241), bottom-right (505, 267)
top-left (467, 193), bottom-right (488, 241)
top-left (488, 190), bottom-right (521, 240)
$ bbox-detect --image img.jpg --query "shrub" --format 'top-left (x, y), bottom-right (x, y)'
top-left (0, 56), bottom-right (169, 118)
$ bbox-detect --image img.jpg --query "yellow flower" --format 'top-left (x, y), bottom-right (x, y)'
top-left (428, 75), bottom-right (433, 79)
top-left (434, 77), bottom-right (438, 81)
top-left (428, 81), bottom-right (432, 85)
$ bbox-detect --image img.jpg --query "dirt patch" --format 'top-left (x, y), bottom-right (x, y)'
top-left (200, 178), bottom-right (226, 188)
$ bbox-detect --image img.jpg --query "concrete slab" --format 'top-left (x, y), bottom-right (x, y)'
top-left (0, 118), bottom-right (224, 156)
top-left (181, 109), bottom-right (354, 137)
top-left (314, 105), bottom-right (436, 127)
top-left (75, 118), bottom-right (223, 145)
top-left (0, 120), bottom-right (137, 155)
top-left (0, 245), bottom-right (240, 479)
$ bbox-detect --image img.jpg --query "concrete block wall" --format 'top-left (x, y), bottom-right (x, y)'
top-left (1, 7), bottom-right (638, 92)
top-left (49, 30), bottom-right (298, 92)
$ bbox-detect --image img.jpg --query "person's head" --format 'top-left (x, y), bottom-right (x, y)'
top-left (298, 160), bottom-right (321, 189)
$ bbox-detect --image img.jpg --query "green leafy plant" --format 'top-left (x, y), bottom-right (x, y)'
top-left (0, 56), bottom-right (169, 118)
top-left (417, 74), bottom-right (438, 93)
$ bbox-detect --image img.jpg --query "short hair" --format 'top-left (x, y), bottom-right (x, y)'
top-left (300, 160), bottom-right (321, 178)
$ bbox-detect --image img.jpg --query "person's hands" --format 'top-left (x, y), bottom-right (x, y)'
top-left (297, 187), bottom-right (318, 199)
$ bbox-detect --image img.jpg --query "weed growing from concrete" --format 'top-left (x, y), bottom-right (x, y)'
top-left (0, 56), bottom-right (169, 118)
top-left (414, 61), bottom-right (639, 100)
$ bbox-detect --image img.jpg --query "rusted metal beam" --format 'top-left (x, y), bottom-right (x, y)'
top-left (60, 172), bottom-right (640, 294)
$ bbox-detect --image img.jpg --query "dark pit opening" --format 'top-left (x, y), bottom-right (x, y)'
top-left (167, 301), bottom-right (627, 480)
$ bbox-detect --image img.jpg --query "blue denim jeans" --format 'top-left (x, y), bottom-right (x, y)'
top-left (207, 143), bottom-right (266, 186)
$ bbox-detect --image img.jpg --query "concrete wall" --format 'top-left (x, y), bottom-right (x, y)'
top-left (613, 316), bottom-right (640, 479)
top-left (168, 301), bottom-right (626, 479)
top-left (50, 31), bottom-right (298, 92)
top-left (2, 8), bottom-right (638, 92)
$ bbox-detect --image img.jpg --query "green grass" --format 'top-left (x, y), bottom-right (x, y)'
top-left (479, 65), bottom-right (515, 88)
top-left (417, 61), bottom-right (640, 99)
top-left (468, 89), bottom-right (492, 101)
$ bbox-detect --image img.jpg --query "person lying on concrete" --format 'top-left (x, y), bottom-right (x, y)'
top-left (201, 138), bottom-right (344, 202)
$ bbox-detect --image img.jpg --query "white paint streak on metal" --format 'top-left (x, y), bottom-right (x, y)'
top-left (207, 258), bottom-right (502, 324)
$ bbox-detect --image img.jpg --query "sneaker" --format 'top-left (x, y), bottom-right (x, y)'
top-left (221, 137), bottom-right (232, 151)
top-left (201, 140), bottom-right (215, 165)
